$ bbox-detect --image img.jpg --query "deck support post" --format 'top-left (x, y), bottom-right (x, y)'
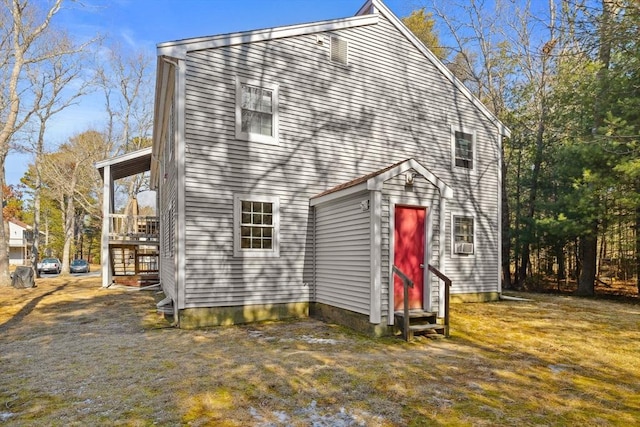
top-left (101, 165), bottom-right (113, 288)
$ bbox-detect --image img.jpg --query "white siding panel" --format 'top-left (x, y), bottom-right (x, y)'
top-left (159, 101), bottom-right (178, 302)
top-left (314, 192), bottom-right (371, 315)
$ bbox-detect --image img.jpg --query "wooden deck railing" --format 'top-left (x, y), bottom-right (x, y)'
top-left (108, 214), bottom-right (159, 242)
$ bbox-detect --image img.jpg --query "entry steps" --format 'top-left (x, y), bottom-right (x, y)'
top-left (394, 309), bottom-right (446, 340)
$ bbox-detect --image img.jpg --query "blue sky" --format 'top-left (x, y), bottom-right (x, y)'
top-left (7, 0), bottom-right (417, 187)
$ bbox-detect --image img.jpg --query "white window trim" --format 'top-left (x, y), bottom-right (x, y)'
top-left (233, 194), bottom-right (280, 258)
top-left (235, 76), bottom-right (279, 144)
top-left (451, 125), bottom-right (477, 173)
top-left (451, 212), bottom-right (476, 257)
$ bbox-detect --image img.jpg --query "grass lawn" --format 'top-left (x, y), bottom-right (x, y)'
top-left (1, 276), bottom-right (639, 426)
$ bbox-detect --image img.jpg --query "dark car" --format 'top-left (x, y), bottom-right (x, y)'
top-left (38, 258), bottom-right (61, 274)
top-left (70, 259), bottom-right (90, 274)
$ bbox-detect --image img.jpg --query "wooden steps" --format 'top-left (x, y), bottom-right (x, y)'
top-left (395, 310), bottom-right (446, 340)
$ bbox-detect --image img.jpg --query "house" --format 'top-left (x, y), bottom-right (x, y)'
top-left (8, 219), bottom-right (35, 265)
top-left (109, 0), bottom-right (511, 335)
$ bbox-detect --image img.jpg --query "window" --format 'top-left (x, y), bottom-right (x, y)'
top-left (330, 36), bottom-right (348, 65)
top-left (235, 77), bottom-right (279, 144)
top-left (168, 100), bottom-right (175, 161)
top-left (453, 215), bottom-right (474, 255)
top-left (162, 201), bottom-right (175, 258)
top-left (234, 195), bottom-right (280, 257)
top-left (452, 128), bottom-right (475, 170)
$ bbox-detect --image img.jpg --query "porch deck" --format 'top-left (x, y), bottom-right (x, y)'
top-left (108, 214), bottom-right (159, 245)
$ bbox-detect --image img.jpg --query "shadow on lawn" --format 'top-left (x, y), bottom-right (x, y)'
top-left (3, 281), bottom-right (639, 425)
top-left (440, 300), bottom-right (640, 424)
top-left (0, 282), bottom-right (69, 333)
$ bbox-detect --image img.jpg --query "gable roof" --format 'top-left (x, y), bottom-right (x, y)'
top-left (154, 0), bottom-right (510, 140)
top-left (156, 14), bottom-right (379, 58)
top-left (8, 218), bottom-right (30, 230)
top-left (310, 158), bottom-right (453, 206)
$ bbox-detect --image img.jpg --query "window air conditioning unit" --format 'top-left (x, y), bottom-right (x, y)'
top-left (454, 242), bottom-right (474, 254)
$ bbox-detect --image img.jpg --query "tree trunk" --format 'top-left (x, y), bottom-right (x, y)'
top-left (636, 192), bottom-right (640, 295)
top-left (61, 170), bottom-right (79, 274)
top-left (0, 158), bottom-right (10, 286)
top-left (513, 145), bottom-right (522, 289)
top-left (501, 143), bottom-right (512, 289)
top-left (556, 243), bottom-right (566, 282)
top-left (577, 232), bottom-right (597, 296)
top-left (573, 238), bottom-right (581, 281)
top-left (61, 196), bottom-right (75, 275)
top-left (31, 124), bottom-right (47, 278)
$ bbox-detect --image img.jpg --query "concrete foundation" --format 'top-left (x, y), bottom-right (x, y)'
top-left (173, 292), bottom-right (500, 332)
top-left (310, 302), bottom-right (391, 337)
top-left (450, 292), bottom-right (500, 303)
top-left (178, 302), bottom-right (309, 329)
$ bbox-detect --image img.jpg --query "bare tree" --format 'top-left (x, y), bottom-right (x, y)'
top-left (25, 33), bottom-right (94, 276)
top-left (39, 130), bottom-right (107, 274)
top-left (94, 44), bottom-right (154, 215)
top-left (427, 0), bottom-right (562, 288)
top-left (95, 45), bottom-right (154, 155)
top-left (0, 0), bottom-right (78, 286)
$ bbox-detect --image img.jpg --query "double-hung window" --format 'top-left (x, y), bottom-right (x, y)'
top-left (453, 215), bottom-right (475, 255)
top-left (234, 194), bottom-right (280, 257)
top-left (235, 77), bottom-right (279, 144)
top-left (452, 127), bottom-right (475, 171)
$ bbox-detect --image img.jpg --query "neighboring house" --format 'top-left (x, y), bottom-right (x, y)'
top-left (106, 0), bottom-right (511, 334)
top-left (8, 219), bottom-right (34, 265)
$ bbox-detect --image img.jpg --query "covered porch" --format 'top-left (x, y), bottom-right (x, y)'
top-left (96, 147), bottom-right (159, 287)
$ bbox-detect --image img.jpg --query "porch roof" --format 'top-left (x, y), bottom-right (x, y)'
top-left (95, 147), bottom-right (152, 181)
top-left (310, 158), bottom-right (453, 207)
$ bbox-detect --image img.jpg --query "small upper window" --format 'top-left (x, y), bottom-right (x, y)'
top-left (235, 77), bottom-right (279, 144)
top-left (330, 36), bottom-right (348, 65)
top-left (453, 215), bottom-right (474, 255)
top-left (452, 128), bottom-right (475, 171)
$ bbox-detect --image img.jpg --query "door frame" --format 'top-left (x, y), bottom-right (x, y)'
top-left (388, 198), bottom-right (433, 325)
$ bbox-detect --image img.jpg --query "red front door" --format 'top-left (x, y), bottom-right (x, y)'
top-left (394, 206), bottom-right (426, 310)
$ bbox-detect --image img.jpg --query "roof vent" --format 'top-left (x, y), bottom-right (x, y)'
top-left (330, 36), bottom-right (348, 65)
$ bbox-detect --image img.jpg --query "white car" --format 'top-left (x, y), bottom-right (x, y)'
top-left (38, 258), bottom-right (61, 274)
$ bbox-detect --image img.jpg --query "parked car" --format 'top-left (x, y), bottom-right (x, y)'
top-left (38, 258), bottom-right (61, 274)
top-left (70, 259), bottom-right (90, 274)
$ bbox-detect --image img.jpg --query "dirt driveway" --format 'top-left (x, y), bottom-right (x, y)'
top-left (1, 276), bottom-right (639, 426)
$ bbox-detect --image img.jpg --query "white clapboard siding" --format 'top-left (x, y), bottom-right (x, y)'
top-left (175, 12), bottom-right (502, 308)
top-left (159, 102), bottom-right (178, 302)
top-left (314, 192), bottom-right (371, 315)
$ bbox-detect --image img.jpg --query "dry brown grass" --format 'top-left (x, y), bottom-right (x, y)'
top-left (1, 277), bottom-right (639, 426)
